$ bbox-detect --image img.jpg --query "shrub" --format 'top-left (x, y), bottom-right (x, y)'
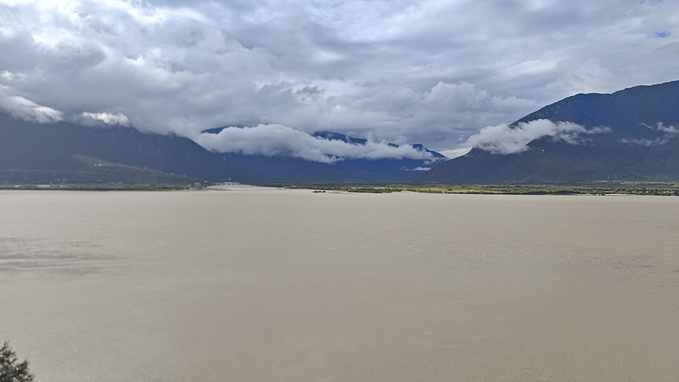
top-left (0, 341), bottom-right (33, 382)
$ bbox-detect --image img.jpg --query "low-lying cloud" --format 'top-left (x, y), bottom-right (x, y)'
top-left (195, 124), bottom-right (437, 164)
top-left (644, 122), bottom-right (679, 134)
top-left (0, 86), bottom-right (63, 123)
top-left (621, 122), bottom-right (678, 146)
top-left (81, 112), bottom-right (130, 126)
top-left (466, 119), bottom-right (611, 154)
top-left (0, 84), bottom-right (136, 129)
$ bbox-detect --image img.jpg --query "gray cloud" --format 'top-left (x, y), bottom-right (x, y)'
top-left (466, 119), bottom-right (611, 154)
top-left (0, 0), bottom-right (678, 153)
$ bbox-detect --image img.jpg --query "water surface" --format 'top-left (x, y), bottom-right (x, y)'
top-left (1, 188), bottom-right (678, 381)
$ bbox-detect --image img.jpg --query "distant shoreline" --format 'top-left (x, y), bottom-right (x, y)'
top-left (3, 182), bottom-right (679, 196)
top-left (262, 182), bottom-right (679, 196)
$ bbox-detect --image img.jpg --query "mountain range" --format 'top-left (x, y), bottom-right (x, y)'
top-left (202, 128), bottom-right (446, 182)
top-left (3, 80), bottom-right (678, 185)
top-left (0, 113), bottom-right (251, 184)
top-left (419, 80), bottom-right (679, 184)
top-left (0, 114), bottom-right (444, 184)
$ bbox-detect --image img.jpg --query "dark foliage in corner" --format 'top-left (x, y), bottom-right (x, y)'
top-left (0, 341), bottom-right (34, 382)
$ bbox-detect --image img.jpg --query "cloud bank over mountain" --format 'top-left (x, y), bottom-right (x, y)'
top-left (0, 85), bottom-right (63, 123)
top-left (1, 0), bottom-right (678, 153)
top-left (196, 125), bottom-right (437, 163)
top-left (466, 119), bottom-right (612, 154)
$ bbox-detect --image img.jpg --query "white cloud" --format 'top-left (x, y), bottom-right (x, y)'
top-left (466, 119), bottom-right (611, 155)
top-left (621, 137), bottom-right (665, 147)
top-left (643, 122), bottom-right (679, 134)
top-left (439, 148), bottom-right (472, 159)
top-left (82, 112), bottom-right (130, 126)
top-left (195, 124), bottom-right (437, 163)
top-left (621, 122), bottom-right (679, 146)
top-left (0, 70), bottom-right (26, 81)
top-left (0, 85), bottom-right (62, 123)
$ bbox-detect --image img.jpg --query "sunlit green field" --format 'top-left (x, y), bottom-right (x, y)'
top-left (273, 182), bottom-right (679, 196)
top-left (4, 181), bottom-right (679, 196)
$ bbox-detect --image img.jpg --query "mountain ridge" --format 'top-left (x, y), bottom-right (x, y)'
top-left (201, 128), bottom-right (446, 182)
top-left (418, 80), bottom-right (679, 184)
top-left (0, 113), bottom-right (252, 184)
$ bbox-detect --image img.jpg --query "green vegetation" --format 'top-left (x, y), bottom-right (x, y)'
top-left (266, 182), bottom-right (679, 196)
top-left (5, 181), bottom-right (679, 195)
top-left (0, 341), bottom-right (33, 382)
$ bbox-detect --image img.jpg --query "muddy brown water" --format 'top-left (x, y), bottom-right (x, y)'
top-left (1, 187), bottom-right (678, 381)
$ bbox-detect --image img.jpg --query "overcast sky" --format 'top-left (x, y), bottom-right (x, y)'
top-left (1, 0), bottom-right (677, 159)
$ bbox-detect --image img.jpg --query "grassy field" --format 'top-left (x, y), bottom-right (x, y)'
top-left (5, 181), bottom-right (679, 195)
top-left (266, 182), bottom-right (679, 196)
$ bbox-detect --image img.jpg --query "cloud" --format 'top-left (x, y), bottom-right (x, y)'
top-left (643, 122), bottom-right (679, 134)
top-left (621, 122), bottom-right (679, 146)
top-left (0, 70), bottom-right (26, 81)
top-left (466, 119), bottom-right (611, 154)
top-left (195, 124), bottom-right (437, 163)
top-left (81, 112), bottom-right (130, 126)
top-left (439, 148), bottom-right (472, 159)
top-left (0, 85), bottom-right (63, 123)
top-left (0, 83), bottom-right (132, 127)
top-left (0, 0), bottom-right (678, 152)
top-left (621, 137), bottom-right (667, 147)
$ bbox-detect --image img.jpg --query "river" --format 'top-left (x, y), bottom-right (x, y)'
top-left (1, 187), bottom-right (678, 381)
